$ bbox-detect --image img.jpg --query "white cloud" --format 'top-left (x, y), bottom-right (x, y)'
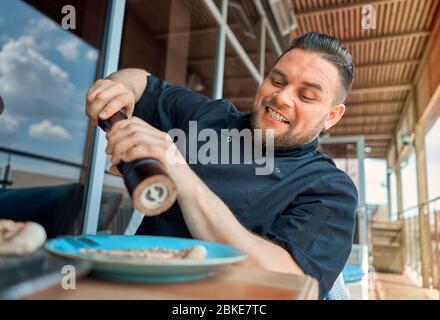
top-left (28, 18), bottom-right (57, 36)
top-left (0, 35), bottom-right (74, 119)
top-left (0, 113), bottom-right (19, 133)
top-left (29, 120), bottom-right (71, 141)
top-left (86, 49), bottom-right (98, 61)
top-left (56, 37), bottom-right (81, 61)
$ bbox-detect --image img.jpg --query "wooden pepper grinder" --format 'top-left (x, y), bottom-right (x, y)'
top-left (98, 110), bottom-right (177, 216)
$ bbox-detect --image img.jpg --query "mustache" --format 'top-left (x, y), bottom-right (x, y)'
top-left (260, 98), bottom-right (295, 126)
top-left (262, 98), bottom-right (285, 113)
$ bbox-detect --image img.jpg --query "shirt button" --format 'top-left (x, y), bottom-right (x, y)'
top-left (226, 136), bottom-right (232, 142)
top-left (275, 168), bottom-right (280, 173)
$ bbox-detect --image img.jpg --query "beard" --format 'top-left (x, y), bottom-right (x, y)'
top-left (250, 104), bottom-right (326, 149)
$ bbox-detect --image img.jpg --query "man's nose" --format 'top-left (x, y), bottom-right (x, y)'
top-left (273, 88), bottom-right (294, 108)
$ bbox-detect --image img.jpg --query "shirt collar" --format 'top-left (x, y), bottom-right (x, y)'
top-left (274, 138), bottom-right (319, 157)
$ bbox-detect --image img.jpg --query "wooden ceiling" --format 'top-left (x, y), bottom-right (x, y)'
top-left (289, 0), bottom-right (439, 158)
top-left (123, 0), bottom-right (440, 159)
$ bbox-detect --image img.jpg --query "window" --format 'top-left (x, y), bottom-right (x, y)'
top-left (401, 152), bottom-right (419, 215)
top-left (0, 0), bottom-right (108, 235)
top-left (425, 117), bottom-right (440, 201)
top-left (365, 158), bottom-right (387, 206)
top-left (389, 170), bottom-right (398, 221)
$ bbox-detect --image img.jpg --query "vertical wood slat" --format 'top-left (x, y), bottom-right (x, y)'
top-left (401, 36), bottom-right (411, 62)
top-left (400, 0), bottom-right (411, 33)
top-left (412, 0), bottom-right (426, 31)
top-left (409, 36), bottom-right (419, 59)
top-left (382, 1), bottom-right (390, 35)
top-left (417, 0), bottom-right (431, 30)
top-left (349, 6), bottom-right (355, 44)
top-left (388, 0), bottom-right (398, 34)
top-left (343, 7), bottom-right (349, 41)
top-left (320, 12), bottom-right (327, 34)
top-left (425, 0), bottom-right (439, 29)
top-left (394, 0), bottom-right (405, 33)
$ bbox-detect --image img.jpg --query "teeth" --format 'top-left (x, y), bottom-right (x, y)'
top-left (267, 107), bottom-right (288, 123)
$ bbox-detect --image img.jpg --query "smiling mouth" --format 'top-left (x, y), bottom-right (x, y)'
top-left (265, 106), bottom-right (289, 124)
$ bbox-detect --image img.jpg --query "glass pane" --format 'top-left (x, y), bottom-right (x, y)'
top-left (365, 158), bottom-right (387, 206)
top-left (389, 170), bottom-right (398, 221)
top-left (332, 158), bottom-right (360, 191)
top-left (101, 0), bottom-right (221, 234)
top-left (401, 152), bottom-right (419, 213)
top-left (426, 118), bottom-right (440, 201)
top-left (0, 0), bottom-right (108, 237)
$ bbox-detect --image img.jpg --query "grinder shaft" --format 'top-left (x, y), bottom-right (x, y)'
top-left (98, 110), bottom-right (177, 216)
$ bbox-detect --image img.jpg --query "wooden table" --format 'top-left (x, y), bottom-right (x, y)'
top-left (27, 266), bottom-right (318, 300)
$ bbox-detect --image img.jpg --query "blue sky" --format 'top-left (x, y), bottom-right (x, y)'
top-left (0, 0), bottom-right (99, 171)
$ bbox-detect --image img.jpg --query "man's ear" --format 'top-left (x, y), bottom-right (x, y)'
top-left (323, 104), bottom-right (345, 131)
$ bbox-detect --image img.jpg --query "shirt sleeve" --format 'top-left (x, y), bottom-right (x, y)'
top-left (265, 168), bottom-right (358, 299)
top-left (133, 75), bottom-right (235, 132)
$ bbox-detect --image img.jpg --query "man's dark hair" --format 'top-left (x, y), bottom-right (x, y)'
top-left (277, 32), bottom-right (355, 104)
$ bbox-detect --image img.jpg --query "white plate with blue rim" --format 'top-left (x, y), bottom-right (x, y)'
top-left (45, 235), bottom-right (246, 282)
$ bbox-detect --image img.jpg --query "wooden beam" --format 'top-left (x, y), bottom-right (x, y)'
top-left (154, 23), bottom-right (241, 39)
top-left (366, 141), bottom-right (391, 146)
top-left (191, 56), bottom-right (419, 70)
top-left (192, 56), bottom-right (420, 69)
top-left (228, 81), bottom-right (413, 93)
top-left (232, 97), bottom-right (407, 108)
top-left (295, 0), bottom-right (404, 18)
top-left (229, 96), bottom-right (254, 103)
top-left (418, 84), bottom-right (440, 132)
top-left (346, 100), bottom-right (405, 108)
top-left (328, 126), bottom-right (393, 134)
top-left (343, 31), bottom-right (430, 46)
top-left (351, 84), bottom-right (412, 94)
top-left (363, 134), bottom-right (394, 140)
top-left (346, 100), bottom-right (405, 106)
top-left (356, 60), bottom-right (421, 69)
top-left (341, 112), bottom-right (399, 122)
top-left (188, 51), bottom-right (273, 65)
top-left (413, 94), bottom-right (434, 288)
top-left (395, 159), bottom-right (404, 215)
top-left (164, 0), bottom-right (191, 85)
top-left (344, 111), bottom-right (398, 117)
top-left (413, 0), bottom-right (440, 86)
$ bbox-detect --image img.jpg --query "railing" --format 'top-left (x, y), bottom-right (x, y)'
top-left (0, 146), bottom-right (84, 168)
top-left (0, 146), bottom-right (85, 188)
top-left (398, 196), bottom-right (440, 290)
top-left (427, 197), bottom-right (440, 290)
top-left (0, 146), bottom-right (115, 188)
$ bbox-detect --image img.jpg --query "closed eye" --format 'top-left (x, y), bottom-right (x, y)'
top-left (271, 78), bottom-right (285, 88)
top-left (299, 93), bottom-right (315, 102)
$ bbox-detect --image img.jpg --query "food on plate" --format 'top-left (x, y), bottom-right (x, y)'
top-left (0, 220), bottom-right (47, 255)
top-left (80, 245), bottom-right (207, 260)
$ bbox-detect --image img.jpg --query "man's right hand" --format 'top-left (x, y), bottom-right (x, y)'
top-left (85, 68), bottom-right (149, 125)
top-left (85, 79), bottom-right (136, 126)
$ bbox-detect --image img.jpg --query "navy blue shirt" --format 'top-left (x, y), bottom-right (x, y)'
top-left (134, 75), bottom-right (358, 298)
